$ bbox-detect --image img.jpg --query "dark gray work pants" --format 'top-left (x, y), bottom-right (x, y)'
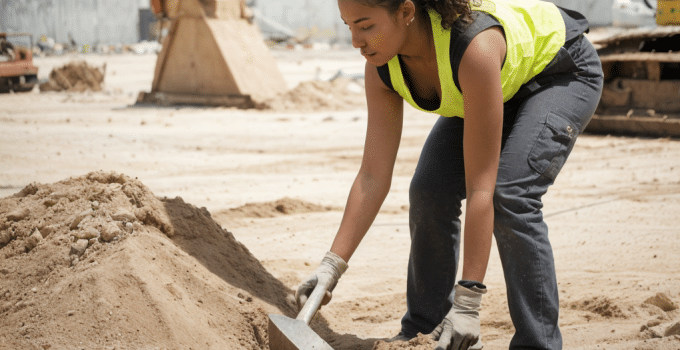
top-left (400, 34), bottom-right (604, 350)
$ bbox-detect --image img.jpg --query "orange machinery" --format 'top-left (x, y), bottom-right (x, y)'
top-left (0, 32), bottom-right (38, 93)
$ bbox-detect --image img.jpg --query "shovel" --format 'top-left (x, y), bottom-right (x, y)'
top-left (268, 279), bottom-right (334, 350)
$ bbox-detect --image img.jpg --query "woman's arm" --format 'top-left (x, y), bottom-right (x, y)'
top-left (330, 61), bottom-right (404, 262)
top-left (459, 27), bottom-right (507, 283)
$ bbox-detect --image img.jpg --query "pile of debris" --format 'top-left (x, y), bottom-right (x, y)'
top-left (38, 61), bottom-right (106, 93)
top-left (256, 76), bottom-right (366, 112)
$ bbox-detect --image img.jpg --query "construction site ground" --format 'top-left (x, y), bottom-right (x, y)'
top-left (1, 47), bottom-right (679, 350)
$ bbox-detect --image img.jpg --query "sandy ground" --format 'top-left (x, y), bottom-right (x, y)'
top-left (1, 46), bottom-right (680, 350)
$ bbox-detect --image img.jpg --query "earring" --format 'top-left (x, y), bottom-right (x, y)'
top-left (407, 17), bottom-right (414, 26)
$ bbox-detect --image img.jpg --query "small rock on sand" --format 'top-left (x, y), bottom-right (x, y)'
top-left (100, 222), bottom-right (122, 242)
top-left (73, 227), bottom-right (100, 240)
top-left (7, 208), bottom-right (30, 221)
top-left (25, 229), bottom-right (43, 251)
top-left (644, 293), bottom-right (678, 312)
top-left (39, 224), bottom-right (59, 237)
top-left (111, 209), bottom-right (136, 222)
top-left (69, 239), bottom-right (89, 257)
top-left (70, 208), bottom-right (93, 230)
top-left (665, 322), bottom-right (680, 337)
top-left (0, 230), bottom-right (15, 246)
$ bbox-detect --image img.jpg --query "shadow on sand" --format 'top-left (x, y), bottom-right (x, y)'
top-left (162, 196), bottom-right (382, 349)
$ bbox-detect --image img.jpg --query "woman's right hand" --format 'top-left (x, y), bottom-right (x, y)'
top-left (295, 251), bottom-right (348, 309)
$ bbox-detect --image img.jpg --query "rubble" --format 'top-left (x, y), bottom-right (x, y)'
top-left (38, 61), bottom-right (106, 93)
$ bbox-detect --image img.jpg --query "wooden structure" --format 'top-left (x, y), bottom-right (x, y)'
top-left (138, 0), bottom-right (288, 108)
top-left (589, 26), bottom-right (680, 138)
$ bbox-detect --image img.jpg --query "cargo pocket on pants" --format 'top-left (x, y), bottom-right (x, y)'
top-left (527, 111), bottom-right (577, 180)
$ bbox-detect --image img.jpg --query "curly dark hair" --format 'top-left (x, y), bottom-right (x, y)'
top-left (350, 0), bottom-right (472, 29)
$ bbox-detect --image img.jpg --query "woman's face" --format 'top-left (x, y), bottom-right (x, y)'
top-left (338, 0), bottom-right (409, 66)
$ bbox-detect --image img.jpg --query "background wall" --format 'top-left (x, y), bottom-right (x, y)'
top-left (544, 0), bottom-right (614, 26)
top-left (252, 0), bottom-right (349, 43)
top-left (0, 0), bottom-right (614, 47)
top-left (0, 0), bottom-right (148, 47)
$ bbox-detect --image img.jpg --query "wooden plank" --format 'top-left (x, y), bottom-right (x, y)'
top-left (214, 0), bottom-right (242, 20)
top-left (151, 19), bottom-right (179, 91)
top-left (621, 61), bottom-right (647, 79)
top-left (592, 26), bottom-right (680, 46)
top-left (599, 52), bottom-right (680, 63)
top-left (598, 79), bottom-right (680, 112)
top-left (177, 0), bottom-right (204, 17)
top-left (601, 61), bottom-right (613, 81)
top-left (600, 82), bottom-right (631, 107)
top-left (586, 115), bottom-right (680, 138)
top-left (622, 79), bottom-right (680, 111)
top-left (207, 18), bottom-right (288, 100)
top-left (646, 61), bottom-right (661, 81)
top-left (155, 17), bottom-right (239, 95)
top-left (137, 91), bottom-right (254, 108)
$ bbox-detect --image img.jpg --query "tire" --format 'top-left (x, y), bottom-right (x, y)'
top-left (13, 83), bottom-right (36, 93)
top-left (10, 75), bottom-right (37, 93)
top-left (0, 77), bottom-right (10, 93)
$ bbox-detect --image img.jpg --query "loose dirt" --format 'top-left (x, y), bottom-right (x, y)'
top-left (372, 334), bottom-right (436, 350)
top-left (0, 171), bottom-right (296, 349)
top-left (256, 77), bottom-right (366, 112)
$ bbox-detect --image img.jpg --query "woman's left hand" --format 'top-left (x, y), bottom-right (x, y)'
top-left (431, 283), bottom-right (487, 350)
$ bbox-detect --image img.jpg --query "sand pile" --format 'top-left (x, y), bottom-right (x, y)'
top-left (0, 171), bottom-right (300, 349)
top-left (3, 171), bottom-right (678, 349)
top-left (257, 77), bottom-right (366, 112)
top-left (217, 197), bottom-right (338, 220)
top-left (39, 61), bottom-right (106, 93)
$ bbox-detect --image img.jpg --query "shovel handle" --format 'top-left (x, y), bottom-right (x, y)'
top-left (296, 279), bottom-right (330, 325)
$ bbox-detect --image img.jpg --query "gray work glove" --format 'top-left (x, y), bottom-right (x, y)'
top-left (432, 283), bottom-right (487, 350)
top-left (295, 251), bottom-right (348, 309)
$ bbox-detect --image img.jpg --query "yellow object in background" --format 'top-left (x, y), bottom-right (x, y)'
top-left (657, 0), bottom-right (680, 25)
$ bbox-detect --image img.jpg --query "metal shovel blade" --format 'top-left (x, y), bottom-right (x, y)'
top-left (268, 313), bottom-right (334, 350)
top-left (268, 280), bottom-right (333, 350)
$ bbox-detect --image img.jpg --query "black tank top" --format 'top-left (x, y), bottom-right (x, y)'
top-left (376, 6), bottom-right (589, 108)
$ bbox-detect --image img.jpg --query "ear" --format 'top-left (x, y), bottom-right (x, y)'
top-left (399, 0), bottom-right (417, 26)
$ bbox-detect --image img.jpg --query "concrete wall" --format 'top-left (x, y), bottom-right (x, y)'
top-left (0, 0), bottom-right (615, 47)
top-left (544, 0), bottom-right (614, 26)
top-left (253, 0), bottom-right (618, 43)
top-left (0, 0), bottom-right (146, 46)
top-left (254, 0), bottom-right (349, 43)
top-left (0, 0), bottom-right (347, 46)
top-left (256, 0), bottom-right (621, 41)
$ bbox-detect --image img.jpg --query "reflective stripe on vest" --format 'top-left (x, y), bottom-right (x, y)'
top-left (387, 0), bottom-right (565, 118)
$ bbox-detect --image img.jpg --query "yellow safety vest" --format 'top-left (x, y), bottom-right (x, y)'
top-left (387, 0), bottom-right (566, 118)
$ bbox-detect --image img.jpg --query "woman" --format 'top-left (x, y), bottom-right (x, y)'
top-left (295, 0), bottom-right (603, 349)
